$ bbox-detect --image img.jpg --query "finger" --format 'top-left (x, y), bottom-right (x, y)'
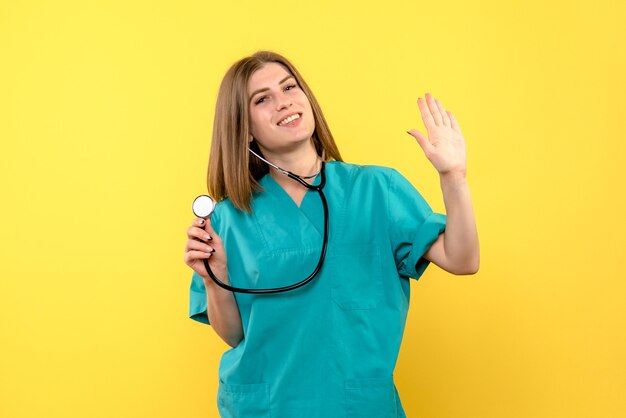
top-left (187, 225), bottom-right (212, 243)
top-left (407, 129), bottom-right (433, 154)
top-left (186, 239), bottom-right (215, 254)
top-left (190, 216), bottom-right (220, 242)
top-left (202, 217), bottom-right (222, 243)
top-left (435, 98), bottom-right (451, 127)
top-left (425, 93), bottom-right (443, 126)
top-left (417, 97), bottom-right (435, 128)
top-left (448, 111), bottom-right (462, 133)
top-left (184, 250), bottom-right (213, 265)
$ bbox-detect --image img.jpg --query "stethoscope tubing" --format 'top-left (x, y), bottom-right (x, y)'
top-left (202, 160), bottom-right (329, 294)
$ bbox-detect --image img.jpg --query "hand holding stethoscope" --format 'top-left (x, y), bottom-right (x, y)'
top-left (406, 93), bottom-right (467, 178)
top-left (184, 202), bottom-right (230, 286)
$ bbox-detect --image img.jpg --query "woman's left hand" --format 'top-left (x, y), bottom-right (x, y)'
top-left (407, 93), bottom-right (467, 178)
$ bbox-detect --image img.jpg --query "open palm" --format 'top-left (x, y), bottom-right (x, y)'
top-left (407, 93), bottom-right (467, 177)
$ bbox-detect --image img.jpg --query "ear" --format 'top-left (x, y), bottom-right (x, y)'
top-left (249, 135), bottom-right (254, 143)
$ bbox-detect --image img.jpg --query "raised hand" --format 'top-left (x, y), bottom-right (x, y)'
top-left (407, 93), bottom-right (467, 178)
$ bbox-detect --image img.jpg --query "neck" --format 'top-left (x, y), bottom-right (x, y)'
top-left (258, 141), bottom-right (321, 184)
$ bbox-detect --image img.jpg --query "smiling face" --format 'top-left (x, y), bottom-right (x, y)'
top-left (247, 62), bottom-right (316, 155)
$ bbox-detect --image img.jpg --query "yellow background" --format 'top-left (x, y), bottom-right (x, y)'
top-left (1, 0), bottom-right (625, 417)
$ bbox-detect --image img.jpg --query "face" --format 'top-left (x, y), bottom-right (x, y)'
top-left (247, 62), bottom-right (315, 154)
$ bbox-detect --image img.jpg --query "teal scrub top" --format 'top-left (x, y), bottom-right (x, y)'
top-left (189, 161), bottom-right (447, 418)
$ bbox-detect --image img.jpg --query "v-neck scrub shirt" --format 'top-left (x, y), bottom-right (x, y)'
top-left (189, 161), bottom-right (447, 418)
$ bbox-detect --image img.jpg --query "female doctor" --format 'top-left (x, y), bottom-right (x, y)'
top-left (184, 50), bottom-right (479, 418)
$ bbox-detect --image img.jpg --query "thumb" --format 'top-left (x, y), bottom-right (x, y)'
top-left (406, 129), bottom-right (431, 153)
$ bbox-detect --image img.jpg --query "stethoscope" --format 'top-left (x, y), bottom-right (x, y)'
top-left (192, 149), bottom-right (329, 294)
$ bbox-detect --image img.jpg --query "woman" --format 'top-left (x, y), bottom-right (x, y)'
top-left (184, 50), bottom-right (479, 417)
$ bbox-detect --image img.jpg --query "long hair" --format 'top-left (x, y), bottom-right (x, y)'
top-left (207, 51), bottom-right (343, 212)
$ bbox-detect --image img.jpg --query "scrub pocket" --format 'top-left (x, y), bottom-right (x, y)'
top-left (217, 381), bottom-right (271, 418)
top-left (329, 245), bottom-right (383, 310)
top-left (345, 376), bottom-right (397, 417)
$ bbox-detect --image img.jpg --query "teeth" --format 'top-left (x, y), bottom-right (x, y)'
top-left (278, 113), bottom-right (300, 126)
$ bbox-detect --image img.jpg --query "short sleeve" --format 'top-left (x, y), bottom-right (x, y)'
top-left (189, 271), bottom-right (210, 325)
top-left (387, 169), bottom-right (447, 280)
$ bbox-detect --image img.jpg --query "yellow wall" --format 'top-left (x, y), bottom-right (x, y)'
top-left (1, 0), bottom-right (624, 417)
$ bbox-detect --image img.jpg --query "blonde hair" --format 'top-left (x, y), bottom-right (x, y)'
top-left (207, 51), bottom-right (343, 212)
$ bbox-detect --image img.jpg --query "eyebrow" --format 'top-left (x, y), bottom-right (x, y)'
top-left (249, 75), bottom-right (295, 102)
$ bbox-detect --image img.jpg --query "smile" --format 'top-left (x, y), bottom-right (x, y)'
top-left (277, 113), bottom-right (302, 126)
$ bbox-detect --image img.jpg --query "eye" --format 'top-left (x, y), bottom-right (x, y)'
top-left (284, 84), bottom-right (297, 91)
top-left (254, 96), bottom-right (267, 105)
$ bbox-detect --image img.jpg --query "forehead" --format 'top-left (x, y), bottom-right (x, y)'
top-left (247, 62), bottom-right (292, 94)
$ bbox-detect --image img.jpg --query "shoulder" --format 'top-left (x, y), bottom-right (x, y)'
top-left (209, 195), bottom-right (251, 233)
top-left (210, 180), bottom-right (275, 225)
top-left (330, 162), bottom-right (428, 211)
top-left (328, 161), bottom-right (402, 189)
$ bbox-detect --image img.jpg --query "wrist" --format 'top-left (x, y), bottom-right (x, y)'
top-left (202, 271), bottom-right (230, 288)
top-left (439, 170), bottom-right (467, 188)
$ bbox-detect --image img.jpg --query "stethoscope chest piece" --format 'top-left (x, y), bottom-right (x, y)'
top-left (192, 195), bottom-right (215, 218)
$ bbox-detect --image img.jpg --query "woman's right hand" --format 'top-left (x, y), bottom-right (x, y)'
top-left (184, 217), bottom-right (228, 283)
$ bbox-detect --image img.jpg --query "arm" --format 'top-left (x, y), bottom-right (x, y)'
top-left (203, 275), bottom-right (244, 348)
top-left (408, 93), bottom-right (480, 275)
top-left (424, 173), bottom-right (479, 274)
top-left (185, 217), bottom-right (244, 348)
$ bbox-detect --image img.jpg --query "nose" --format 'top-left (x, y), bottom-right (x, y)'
top-left (275, 91), bottom-right (292, 111)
